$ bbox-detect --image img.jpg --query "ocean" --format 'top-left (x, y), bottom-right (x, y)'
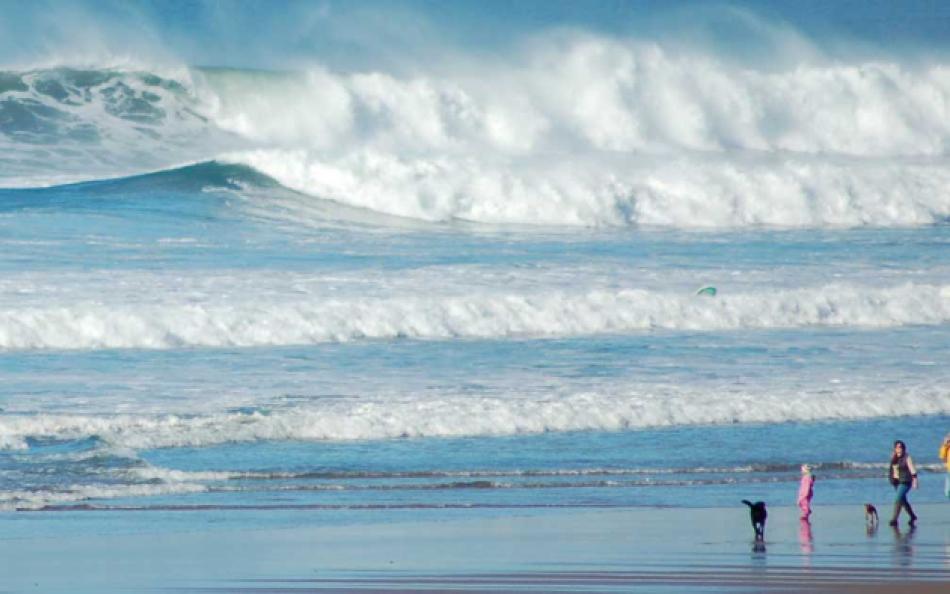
top-left (1, 48), bottom-right (949, 530)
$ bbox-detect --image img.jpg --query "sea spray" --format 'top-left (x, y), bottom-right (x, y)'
top-left (4, 37), bottom-right (950, 228)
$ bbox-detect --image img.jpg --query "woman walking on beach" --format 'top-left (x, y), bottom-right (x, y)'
top-left (888, 440), bottom-right (918, 527)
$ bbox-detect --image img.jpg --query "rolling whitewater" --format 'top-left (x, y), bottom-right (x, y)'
top-left (1, 41), bottom-right (949, 518)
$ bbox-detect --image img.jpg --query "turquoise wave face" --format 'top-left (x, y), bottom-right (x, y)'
top-left (0, 68), bottom-right (224, 186)
top-left (0, 68), bottom-right (190, 140)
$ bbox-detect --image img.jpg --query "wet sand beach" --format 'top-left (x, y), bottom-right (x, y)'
top-left (3, 503), bottom-right (948, 592)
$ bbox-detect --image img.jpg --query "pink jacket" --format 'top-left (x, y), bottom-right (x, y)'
top-left (798, 473), bottom-right (815, 503)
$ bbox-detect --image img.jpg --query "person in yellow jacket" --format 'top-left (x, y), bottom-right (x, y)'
top-left (940, 433), bottom-right (950, 500)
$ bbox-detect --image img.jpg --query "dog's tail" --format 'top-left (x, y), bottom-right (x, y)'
top-left (742, 499), bottom-right (754, 508)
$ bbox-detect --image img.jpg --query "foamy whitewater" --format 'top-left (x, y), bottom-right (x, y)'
top-left (1, 27), bottom-right (948, 514)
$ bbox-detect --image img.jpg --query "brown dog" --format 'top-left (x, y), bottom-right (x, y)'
top-left (865, 503), bottom-right (879, 525)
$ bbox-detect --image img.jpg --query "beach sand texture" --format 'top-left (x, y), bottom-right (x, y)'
top-left (3, 503), bottom-right (948, 592)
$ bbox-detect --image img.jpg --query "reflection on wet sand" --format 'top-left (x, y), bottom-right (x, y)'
top-left (799, 518), bottom-right (814, 556)
top-left (891, 524), bottom-right (916, 567)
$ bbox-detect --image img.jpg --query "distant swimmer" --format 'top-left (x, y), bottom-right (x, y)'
top-left (696, 286), bottom-right (717, 297)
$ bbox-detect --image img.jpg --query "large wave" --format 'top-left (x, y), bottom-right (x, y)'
top-left (1, 282), bottom-right (947, 351)
top-left (4, 34), bottom-right (950, 227)
top-left (222, 150), bottom-right (950, 228)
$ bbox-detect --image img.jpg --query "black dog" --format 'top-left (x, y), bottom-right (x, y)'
top-left (742, 500), bottom-right (767, 540)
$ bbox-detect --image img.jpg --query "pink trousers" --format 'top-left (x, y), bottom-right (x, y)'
top-left (799, 498), bottom-right (812, 518)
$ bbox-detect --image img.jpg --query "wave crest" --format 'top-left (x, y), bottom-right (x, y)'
top-left (2, 383), bottom-right (947, 451)
top-left (0, 283), bottom-right (947, 351)
top-left (5, 37), bottom-right (950, 228)
top-left (221, 150), bottom-right (950, 228)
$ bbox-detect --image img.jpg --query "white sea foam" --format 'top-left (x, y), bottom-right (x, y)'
top-left (201, 40), bottom-right (950, 158)
top-left (0, 282), bottom-right (946, 351)
top-left (5, 35), bottom-right (950, 228)
top-left (126, 466), bottom-right (241, 482)
top-left (222, 149), bottom-right (950, 227)
top-left (204, 37), bottom-right (950, 228)
top-left (1, 382), bottom-right (948, 451)
top-left (0, 482), bottom-right (208, 511)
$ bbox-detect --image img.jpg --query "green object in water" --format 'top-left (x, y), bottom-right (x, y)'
top-left (696, 286), bottom-right (717, 297)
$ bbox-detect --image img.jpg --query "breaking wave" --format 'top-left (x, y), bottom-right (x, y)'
top-left (0, 283), bottom-right (947, 351)
top-left (4, 33), bottom-right (950, 228)
top-left (2, 383), bottom-right (947, 451)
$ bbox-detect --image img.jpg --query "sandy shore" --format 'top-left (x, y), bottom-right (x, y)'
top-left (2, 503), bottom-right (948, 592)
top-left (216, 570), bottom-right (950, 593)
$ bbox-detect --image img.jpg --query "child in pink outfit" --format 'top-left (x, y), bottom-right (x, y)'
top-left (798, 464), bottom-right (815, 520)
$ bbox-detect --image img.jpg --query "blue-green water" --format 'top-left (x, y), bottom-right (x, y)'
top-left (1, 65), bottom-right (948, 530)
